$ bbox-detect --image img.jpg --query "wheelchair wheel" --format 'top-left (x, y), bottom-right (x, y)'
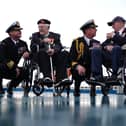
top-left (66, 85), bottom-right (70, 97)
top-left (122, 58), bottom-right (126, 95)
top-left (123, 85), bottom-right (126, 95)
top-left (54, 79), bottom-right (72, 95)
top-left (32, 79), bottom-right (44, 96)
top-left (101, 86), bottom-right (109, 96)
top-left (22, 80), bottom-right (32, 97)
top-left (55, 85), bottom-right (65, 94)
top-left (22, 58), bottom-right (34, 96)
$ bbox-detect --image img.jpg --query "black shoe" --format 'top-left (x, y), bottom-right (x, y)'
top-left (74, 92), bottom-right (80, 97)
top-left (0, 90), bottom-right (5, 95)
top-left (7, 90), bottom-right (13, 97)
top-left (74, 91), bottom-right (80, 97)
top-left (0, 90), bottom-right (5, 97)
top-left (0, 88), bottom-right (5, 95)
top-left (90, 86), bottom-right (96, 96)
top-left (57, 78), bottom-right (73, 87)
top-left (91, 75), bottom-right (104, 82)
top-left (0, 84), bottom-right (5, 95)
top-left (7, 85), bottom-right (13, 97)
top-left (74, 89), bottom-right (80, 97)
top-left (107, 74), bottom-right (117, 81)
top-left (43, 77), bottom-right (53, 87)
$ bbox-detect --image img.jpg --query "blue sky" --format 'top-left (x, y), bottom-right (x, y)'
top-left (0, 0), bottom-right (126, 47)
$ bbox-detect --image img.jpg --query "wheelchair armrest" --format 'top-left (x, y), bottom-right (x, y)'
top-left (121, 44), bottom-right (126, 50)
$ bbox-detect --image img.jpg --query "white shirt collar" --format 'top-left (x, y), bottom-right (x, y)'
top-left (44, 32), bottom-right (49, 37)
top-left (11, 38), bottom-right (19, 44)
top-left (84, 35), bottom-right (91, 46)
top-left (40, 32), bottom-right (49, 38)
top-left (118, 27), bottom-right (125, 35)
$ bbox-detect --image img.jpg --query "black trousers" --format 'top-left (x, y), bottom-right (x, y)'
top-left (0, 67), bottom-right (27, 88)
top-left (91, 45), bottom-right (122, 76)
top-left (71, 66), bottom-right (90, 93)
top-left (36, 50), bottom-right (69, 82)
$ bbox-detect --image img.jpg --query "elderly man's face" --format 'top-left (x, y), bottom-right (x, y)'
top-left (38, 23), bottom-right (49, 33)
top-left (112, 21), bottom-right (125, 32)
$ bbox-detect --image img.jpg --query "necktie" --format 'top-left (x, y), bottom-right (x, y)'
top-left (89, 39), bottom-right (93, 47)
top-left (115, 31), bottom-right (119, 36)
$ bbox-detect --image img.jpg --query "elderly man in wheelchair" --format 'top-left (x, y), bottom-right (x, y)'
top-left (89, 16), bottom-right (126, 95)
top-left (30, 19), bottom-right (72, 96)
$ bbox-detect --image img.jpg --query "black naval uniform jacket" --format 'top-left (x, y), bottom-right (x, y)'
top-left (102, 28), bottom-right (126, 48)
top-left (69, 36), bottom-right (100, 78)
top-left (30, 32), bottom-right (63, 53)
top-left (0, 37), bottom-right (29, 72)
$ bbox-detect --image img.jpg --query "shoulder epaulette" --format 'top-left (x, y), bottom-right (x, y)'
top-left (73, 37), bottom-right (82, 41)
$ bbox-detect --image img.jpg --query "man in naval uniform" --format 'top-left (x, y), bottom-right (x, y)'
top-left (69, 19), bottom-right (101, 96)
top-left (0, 21), bottom-right (29, 96)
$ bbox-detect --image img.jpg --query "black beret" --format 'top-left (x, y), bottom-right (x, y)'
top-left (80, 19), bottom-right (98, 31)
top-left (6, 21), bottom-right (23, 33)
top-left (37, 19), bottom-right (51, 25)
top-left (107, 16), bottom-right (126, 26)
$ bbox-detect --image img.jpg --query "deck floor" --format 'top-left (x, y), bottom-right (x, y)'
top-left (0, 92), bottom-right (126, 126)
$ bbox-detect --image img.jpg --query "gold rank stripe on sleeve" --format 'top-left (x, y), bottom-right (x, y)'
top-left (75, 39), bottom-right (84, 60)
top-left (71, 61), bottom-right (78, 67)
top-left (6, 60), bottom-right (15, 69)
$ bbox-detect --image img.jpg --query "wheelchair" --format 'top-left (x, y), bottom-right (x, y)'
top-left (32, 62), bottom-right (72, 96)
top-left (86, 45), bottom-right (126, 96)
top-left (22, 51), bottom-right (73, 97)
top-left (21, 58), bottom-right (34, 96)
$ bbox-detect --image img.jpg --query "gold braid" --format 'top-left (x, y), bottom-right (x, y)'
top-left (75, 39), bottom-right (84, 60)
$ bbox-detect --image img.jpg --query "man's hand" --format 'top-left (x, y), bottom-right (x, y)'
top-left (22, 51), bottom-right (30, 59)
top-left (42, 38), bottom-right (54, 44)
top-left (46, 48), bottom-right (55, 56)
top-left (90, 43), bottom-right (101, 50)
top-left (16, 68), bottom-right (20, 77)
top-left (76, 65), bottom-right (86, 76)
top-left (92, 43), bottom-right (101, 48)
top-left (106, 32), bottom-right (114, 39)
top-left (105, 45), bottom-right (114, 52)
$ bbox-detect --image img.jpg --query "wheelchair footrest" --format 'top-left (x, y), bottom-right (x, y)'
top-left (105, 80), bottom-right (122, 86)
top-left (54, 79), bottom-right (73, 87)
top-left (85, 79), bottom-right (105, 87)
top-left (42, 77), bottom-right (53, 87)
